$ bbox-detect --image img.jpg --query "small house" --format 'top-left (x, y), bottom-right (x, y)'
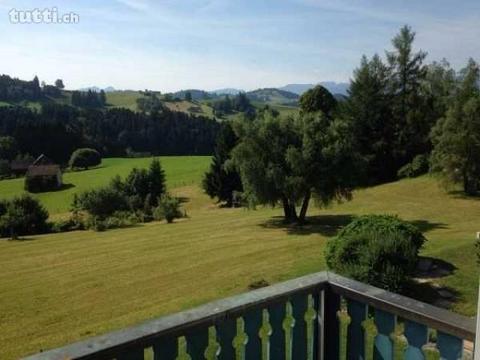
top-left (25, 164), bottom-right (62, 192)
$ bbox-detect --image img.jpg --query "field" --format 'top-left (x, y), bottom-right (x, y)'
top-left (105, 90), bottom-right (144, 111)
top-left (0, 159), bottom-right (478, 358)
top-left (0, 157), bottom-right (210, 216)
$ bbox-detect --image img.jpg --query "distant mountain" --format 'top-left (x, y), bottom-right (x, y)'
top-left (246, 88), bottom-right (299, 106)
top-left (279, 84), bottom-right (315, 95)
top-left (78, 86), bottom-right (116, 92)
top-left (210, 88), bottom-right (243, 96)
top-left (279, 82), bottom-right (349, 96)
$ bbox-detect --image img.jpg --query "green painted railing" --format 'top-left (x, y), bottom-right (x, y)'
top-left (23, 272), bottom-right (476, 360)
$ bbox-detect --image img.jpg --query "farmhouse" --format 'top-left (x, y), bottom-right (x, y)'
top-left (25, 162), bottom-right (62, 192)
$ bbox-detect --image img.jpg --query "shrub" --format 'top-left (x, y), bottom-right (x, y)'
top-left (75, 187), bottom-right (128, 219)
top-left (69, 148), bottom-right (101, 170)
top-left (153, 194), bottom-right (182, 223)
top-left (0, 195), bottom-right (49, 239)
top-left (325, 214), bottom-right (426, 292)
top-left (397, 154), bottom-right (429, 179)
top-left (24, 174), bottom-right (59, 193)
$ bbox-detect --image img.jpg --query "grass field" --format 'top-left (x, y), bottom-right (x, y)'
top-left (0, 170), bottom-right (478, 358)
top-left (105, 90), bottom-right (144, 111)
top-left (0, 157), bottom-right (210, 216)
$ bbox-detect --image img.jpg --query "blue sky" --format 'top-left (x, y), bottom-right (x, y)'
top-left (0, 0), bottom-right (479, 92)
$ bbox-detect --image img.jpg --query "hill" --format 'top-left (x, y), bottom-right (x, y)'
top-left (171, 89), bottom-right (215, 101)
top-left (246, 88), bottom-right (299, 106)
top-left (0, 156), bottom-right (211, 216)
top-left (210, 88), bottom-right (243, 95)
top-left (0, 175), bottom-right (477, 358)
top-left (280, 81), bottom-right (349, 96)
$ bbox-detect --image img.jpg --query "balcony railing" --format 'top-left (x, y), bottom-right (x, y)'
top-left (23, 272), bottom-right (476, 360)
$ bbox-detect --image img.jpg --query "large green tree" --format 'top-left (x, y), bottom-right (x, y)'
top-left (347, 54), bottom-right (394, 183)
top-left (430, 59), bottom-right (480, 195)
top-left (387, 25), bottom-right (428, 167)
top-left (203, 122), bottom-right (242, 206)
top-left (231, 111), bottom-right (362, 223)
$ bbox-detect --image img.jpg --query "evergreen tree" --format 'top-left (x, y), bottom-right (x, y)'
top-left (431, 59), bottom-right (480, 195)
top-left (32, 76), bottom-right (41, 99)
top-left (347, 54), bottom-right (395, 183)
top-left (203, 122), bottom-right (242, 206)
top-left (147, 158), bottom-right (166, 207)
top-left (387, 25), bottom-right (428, 167)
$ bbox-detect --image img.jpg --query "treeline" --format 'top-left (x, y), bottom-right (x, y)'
top-left (0, 74), bottom-right (65, 102)
top-left (0, 103), bottom-right (220, 163)
top-left (71, 89), bottom-right (106, 108)
top-left (211, 93), bottom-right (254, 117)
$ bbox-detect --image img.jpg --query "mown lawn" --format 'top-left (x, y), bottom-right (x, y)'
top-left (0, 156), bottom-right (210, 215)
top-left (0, 175), bottom-right (478, 359)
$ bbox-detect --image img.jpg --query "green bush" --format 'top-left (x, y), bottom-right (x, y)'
top-left (24, 174), bottom-right (59, 193)
top-left (325, 214), bottom-right (426, 292)
top-left (153, 194), bottom-right (183, 223)
top-left (75, 187), bottom-right (128, 219)
top-left (0, 195), bottom-right (49, 239)
top-left (69, 148), bottom-right (101, 170)
top-left (397, 154), bottom-right (429, 179)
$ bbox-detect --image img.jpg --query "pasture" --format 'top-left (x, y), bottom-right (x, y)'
top-left (0, 156), bottom-right (211, 215)
top-left (0, 170), bottom-right (478, 358)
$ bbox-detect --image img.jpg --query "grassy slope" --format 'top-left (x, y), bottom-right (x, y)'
top-left (0, 157), bottom-right (210, 216)
top-left (105, 91), bottom-right (143, 111)
top-left (0, 175), bottom-right (478, 358)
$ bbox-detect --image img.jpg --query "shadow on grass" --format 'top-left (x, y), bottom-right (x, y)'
top-left (409, 219), bottom-right (448, 232)
top-left (447, 189), bottom-right (480, 201)
top-left (176, 196), bottom-right (190, 204)
top-left (404, 281), bottom-right (461, 310)
top-left (258, 214), bottom-right (354, 236)
top-left (259, 215), bottom-right (448, 237)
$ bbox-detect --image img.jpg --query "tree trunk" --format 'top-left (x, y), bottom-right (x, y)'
top-left (281, 196), bottom-right (298, 223)
top-left (298, 190), bottom-right (311, 224)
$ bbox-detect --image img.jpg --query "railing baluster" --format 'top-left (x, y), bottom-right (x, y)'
top-left (116, 348), bottom-right (145, 360)
top-left (153, 336), bottom-right (178, 360)
top-left (312, 292), bottom-right (321, 360)
top-left (291, 293), bottom-right (309, 360)
top-left (268, 301), bottom-right (287, 359)
top-left (403, 321), bottom-right (427, 360)
top-left (216, 318), bottom-right (237, 360)
top-left (186, 327), bottom-right (210, 360)
top-left (373, 309), bottom-right (395, 360)
top-left (346, 299), bottom-right (367, 360)
top-left (324, 289), bottom-right (341, 360)
top-left (244, 308), bottom-right (263, 359)
top-left (437, 332), bottom-right (463, 360)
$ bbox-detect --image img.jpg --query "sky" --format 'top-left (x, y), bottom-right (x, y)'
top-left (0, 0), bottom-right (479, 92)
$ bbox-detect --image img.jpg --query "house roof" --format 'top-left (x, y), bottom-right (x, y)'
top-left (33, 154), bottom-right (54, 166)
top-left (26, 165), bottom-right (61, 177)
top-left (10, 160), bottom-right (31, 170)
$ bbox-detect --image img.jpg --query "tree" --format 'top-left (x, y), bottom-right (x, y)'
top-left (387, 25), bottom-right (428, 167)
top-left (203, 122), bottom-right (242, 206)
top-left (184, 91), bottom-right (192, 101)
top-left (0, 136), bottom-right (18, 161)
top-left (153, 193), bottom-right (183, 223)
top-left (0, 195), bottom-right (49, 239)
top-left (69, 148), bottom-right (102, 170)
top-left (299, 85), bottom-right (337, 116)
top-left (347, 54), bottom-right (395, 183)
top-left (54, 79), bottom-right (65, 89)
top-left (32, 76), bottom-right (41, 99)
top-left (430, 59), bottom-right (480, 195)
top-left (232, 111), bottom-right (362, 223)
top-left (147, 158), bottom-right (166, 207)
top-left (76, 186), bottom-right (128, 219)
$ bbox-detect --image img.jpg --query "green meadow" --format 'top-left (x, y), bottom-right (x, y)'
top-left (0, 163), bottom-right (478, 358)
top-left (0, 157), bottom-right (211, 216)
